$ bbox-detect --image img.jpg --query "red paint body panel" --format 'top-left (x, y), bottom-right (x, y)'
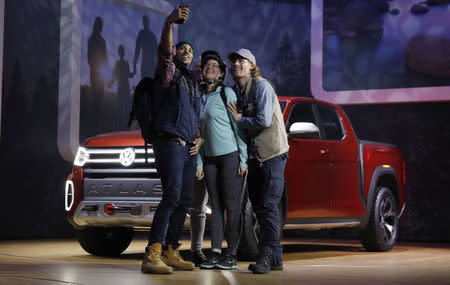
top-left (285, 138), bottom-right (332, 217)
top-left (362, 144), bottom-right (405, 207)
top-left (279, 97), bottom-right (405, 220)
top-left (326, 108), bottom-right (362, 217)
top-left (83, 130), bottom-right (145, 147)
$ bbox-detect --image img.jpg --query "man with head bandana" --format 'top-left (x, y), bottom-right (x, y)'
top-left (141, 6), bottom-right (202, 274)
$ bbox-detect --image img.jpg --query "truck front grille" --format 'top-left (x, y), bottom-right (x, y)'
top-left (82, 147), bottom-right (158, 178)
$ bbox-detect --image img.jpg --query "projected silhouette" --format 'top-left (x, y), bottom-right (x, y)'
top-left (107, 45), bottom-right (136, 126)
top-left (133, 15), bottom-right (157, 79)
top-left (88, 16), bottom-right (108, 96)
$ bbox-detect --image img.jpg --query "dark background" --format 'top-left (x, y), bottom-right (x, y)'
top-left (1, 0), bottom-right (449, 242)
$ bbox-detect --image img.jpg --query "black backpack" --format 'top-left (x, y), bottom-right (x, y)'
top-left (128, 77), bottom-right (156, 145)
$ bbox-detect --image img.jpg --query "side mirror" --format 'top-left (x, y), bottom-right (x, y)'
top-left (288, 122), bottom-right (320, 139)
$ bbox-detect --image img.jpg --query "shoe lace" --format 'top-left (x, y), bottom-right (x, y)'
top-left (171, 247), bottom-right (184, 262)
top-left (148, 250), bottom-right (164, 263)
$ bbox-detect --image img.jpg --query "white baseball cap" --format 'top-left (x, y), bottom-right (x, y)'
top-left (228, 48), bottom-right (256, 65)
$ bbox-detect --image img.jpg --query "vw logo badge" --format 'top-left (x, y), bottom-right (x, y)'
top-left (119, 148), bottom-right (135, 166)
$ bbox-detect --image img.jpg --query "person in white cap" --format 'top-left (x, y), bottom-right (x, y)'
top-left (227, 48), bottom-right (289, 274)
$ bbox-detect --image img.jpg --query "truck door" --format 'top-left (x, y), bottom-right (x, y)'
top-left (315, 105), bottom-right (361, 217)
top-left (285, 102), bottom-right (333, 218)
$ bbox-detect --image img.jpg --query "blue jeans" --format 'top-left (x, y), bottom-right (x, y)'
top-left (247, 153), bottom-right (288, 262)
top-left (148, 137), bottom-right (197, 248)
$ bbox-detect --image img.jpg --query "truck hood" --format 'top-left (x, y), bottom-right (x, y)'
top-left (82, 130), bottom-right (146, 147)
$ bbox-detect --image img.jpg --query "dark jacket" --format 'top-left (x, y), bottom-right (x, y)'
top-left (153, 64), bottom-right (200, 143)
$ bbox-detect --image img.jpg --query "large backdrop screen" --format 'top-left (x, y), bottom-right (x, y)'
top-left (80, 0), bottom-right (167, 140)
top-left (311, 0), bottom-right (450, 104)
top-left (58, 0), bottom-right (172, 160)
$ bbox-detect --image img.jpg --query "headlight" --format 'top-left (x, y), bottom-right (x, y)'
top-left (65, 180), bottom-right (74, 211)
top-left (74, 147), bottom-right (89, 167)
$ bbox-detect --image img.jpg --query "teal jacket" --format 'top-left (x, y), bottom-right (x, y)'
top-left (197, 86), bottom-right (248, 169)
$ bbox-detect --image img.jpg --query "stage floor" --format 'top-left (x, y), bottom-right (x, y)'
top-left (0, 237), bottom-right (449, 285)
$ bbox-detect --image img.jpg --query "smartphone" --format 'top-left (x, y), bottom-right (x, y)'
top-left (175, 0), bottom-right (189, 24)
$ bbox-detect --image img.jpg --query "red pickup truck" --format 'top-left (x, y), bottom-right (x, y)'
top-left (65, 96), bottom-right (405, 258)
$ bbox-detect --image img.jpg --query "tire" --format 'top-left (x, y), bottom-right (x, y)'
top-left (360, 187), bottom-right (399, 252)
top-left (237, 196), bottom-right (259, 260)
top-left (76, 227), bottom-right (134, 256)
top-left (237, 190), bottom-right (285, 261)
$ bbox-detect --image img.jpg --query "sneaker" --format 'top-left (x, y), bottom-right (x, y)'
top-left (200, 252), bottom-right (221, 269)
top-left (248, 248), bottom-right (272, 274)
top-left (191, 250), bottom-right (207, 267)
top-left (162, 244), bottom-right (195, 271)
top-left (141, 243), bottom-right (173, 274)
top-left (215, 255), bottom-right (237, 270)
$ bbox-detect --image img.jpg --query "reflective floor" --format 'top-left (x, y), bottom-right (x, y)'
top-left (0, 236), bottom-right (449, 285)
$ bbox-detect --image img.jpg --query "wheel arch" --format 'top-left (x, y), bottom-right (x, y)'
top-left (360, 166), bottom-right (400, 228)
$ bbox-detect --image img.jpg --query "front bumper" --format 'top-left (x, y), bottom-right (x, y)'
top-left (70, 200), bottom-right (161, 228)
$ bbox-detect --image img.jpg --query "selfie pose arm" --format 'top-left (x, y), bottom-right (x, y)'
top-left (161, 7), bottom-right (189, 54)
top-left (155, 6), bottom-right (190, 86)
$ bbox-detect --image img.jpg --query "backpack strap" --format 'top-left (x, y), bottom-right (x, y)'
top-left (219, 86), bottom-right (237, 134)
top-left (219, 85), bottom-right (227, 107)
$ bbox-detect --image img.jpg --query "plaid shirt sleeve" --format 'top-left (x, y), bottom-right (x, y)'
top-left (155, 46), bottom-right (177, 87)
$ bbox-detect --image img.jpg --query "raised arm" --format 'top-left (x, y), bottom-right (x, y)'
top-left (160, 7), bottom-right (189, 54)
top-left (155, 7), bottom-right (190, 85)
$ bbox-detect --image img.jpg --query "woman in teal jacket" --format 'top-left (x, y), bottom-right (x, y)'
top-left (195, 50), bottom-right (247, 270)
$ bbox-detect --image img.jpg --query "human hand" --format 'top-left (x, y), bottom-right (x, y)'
top-left (227, 101), bottom-right (242, 122)
top-left (167, 6), bottom-right (189, 25)
top-left (189, 137), bottom-right (203, 155)
top-left (238, 165), bottom-right (247, 176)
top-left (196, 168), bottom-right (204, 180)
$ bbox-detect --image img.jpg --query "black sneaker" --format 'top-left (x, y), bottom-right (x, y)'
top-left (248, 248), bottom-right (272, 274)
top-left (215, 255), bottom-right (237, 270)
top-left (191, 250), bottom-right (206, 267)
top-left (200, 252), bottom-right (221, 269)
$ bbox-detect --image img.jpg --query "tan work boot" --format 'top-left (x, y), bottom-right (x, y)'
top-left (162, 244), bottom-right (195, 270)
top-left (141, 243), bottom-right (173, 274)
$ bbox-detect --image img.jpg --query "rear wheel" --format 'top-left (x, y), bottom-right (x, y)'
top-left (360, 187), bottom-right (399, 251)
top-left (76, 227), bottom-right (134, 256)
top-left (237, 196), bottom-right (259, 260)
top-left (237, 190), bottom-right (285, 261)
